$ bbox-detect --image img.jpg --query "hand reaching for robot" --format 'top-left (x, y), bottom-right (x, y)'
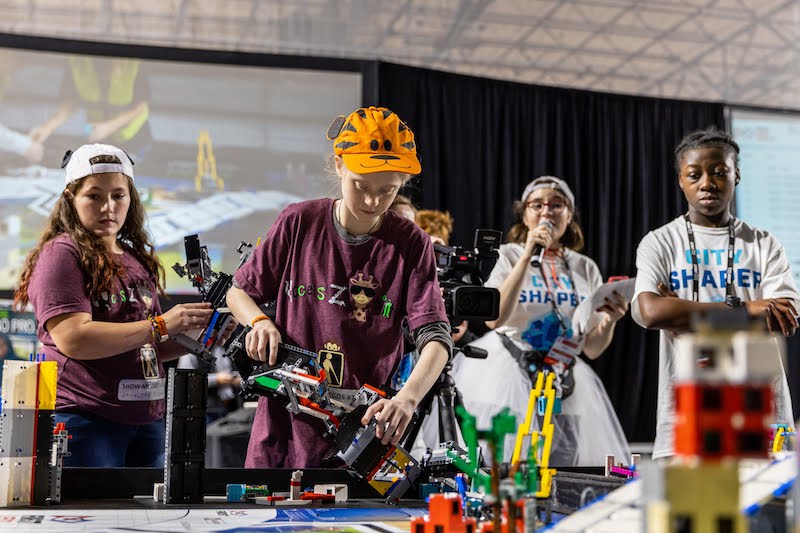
top-left (161, 302), bottom-right (214, 335)
top-left (245, 318), bottom-right (283, 364)
top-left (362, 396), bottom-right (417, 446)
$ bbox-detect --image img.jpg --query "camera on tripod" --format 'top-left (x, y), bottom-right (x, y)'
top-left (434, 229), bottom-right (502, 324)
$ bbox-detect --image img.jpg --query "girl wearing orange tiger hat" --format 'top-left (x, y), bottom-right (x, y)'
top-left (226, 107), bottom-right (452, 468)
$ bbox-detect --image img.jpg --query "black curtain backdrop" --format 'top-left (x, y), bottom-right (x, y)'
top-left (377, 61), bottom-right (734, 443)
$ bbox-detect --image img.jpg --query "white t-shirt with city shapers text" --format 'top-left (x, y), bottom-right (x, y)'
top-left (486, 243), bottom-right (602, 348)
top-left (632, 215), bottom-right (798, 460)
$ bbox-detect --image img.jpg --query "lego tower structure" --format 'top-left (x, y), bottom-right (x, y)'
top-left (0, 358), bottom-right (58, 506)
top-left (648, 311), bottom-right (784, 533)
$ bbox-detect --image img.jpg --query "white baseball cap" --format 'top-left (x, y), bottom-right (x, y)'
top-left (520, 175), bottom-right (575, 208)
top-left (62, 144), bottom-right (135, 186)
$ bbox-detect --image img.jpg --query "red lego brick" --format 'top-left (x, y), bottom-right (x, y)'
top-left (674, 383), bottom-right (772, 459)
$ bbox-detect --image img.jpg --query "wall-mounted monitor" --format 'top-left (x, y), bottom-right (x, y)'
top-left (730, 108), bottom-right (800, 283)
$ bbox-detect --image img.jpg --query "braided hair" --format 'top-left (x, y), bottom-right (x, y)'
top-left (674, 127), bottom-right (739, 173)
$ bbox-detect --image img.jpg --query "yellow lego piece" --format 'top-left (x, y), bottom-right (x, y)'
top-left (512, 372), bottom-right (544, 465)
top-left (36, 361), bottom-right (58, 410)
top-left (663, 462), bottom-right (746, 533)
top-left (647, 500), bottom-right (671, 533)
top-left (511, 370), bottom-right (557, 498)
top-left (367, 447), bottom-right (416, 496)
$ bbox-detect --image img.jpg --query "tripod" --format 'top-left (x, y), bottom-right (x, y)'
top-left (402, 343), bottom-right (487, 452)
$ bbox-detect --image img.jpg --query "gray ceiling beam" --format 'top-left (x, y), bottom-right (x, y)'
top-left (636, 0), bottom-right (796, 96)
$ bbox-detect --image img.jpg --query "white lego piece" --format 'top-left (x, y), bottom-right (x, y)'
top-left (153, 482), bottom-right (165, 502)
top-left (289, 470), bottom-right (302, 500)
top-left (604, 454), bottom-right (615, 477)
top-left (730, 333), bottom-right (784, 382)
top-left (0, 457), bottom-right (33, 507)
top-left (674, 330), bottom-right (783, 384)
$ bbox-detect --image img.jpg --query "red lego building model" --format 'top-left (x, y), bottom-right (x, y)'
top-left (674, 383), bottom-right (772, 459)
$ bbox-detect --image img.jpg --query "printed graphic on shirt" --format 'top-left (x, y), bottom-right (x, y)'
top-left (92, 279), bottom-right (156, 314)
top-left (670, 247), bottom-right (761, 299)
top-left (349, 272), bottom-right (380, 322)
top-left (380, 294), bottom-right (394, 319)
top-left (522, 310), bottom-right (571, 352)
top-left (518, 273), bottom-right (583, 307)
top-left (138, 286), bottom-right (155, 312)
top-left (139, 343), bottom-right (160, 379)
top-left (281, 272), bottom-right (389, 323)
top-left (318, 341), bottom-right (344, 387)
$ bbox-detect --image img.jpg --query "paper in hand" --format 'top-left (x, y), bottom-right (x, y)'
top-left (572, 277), bottom-right (636, 336)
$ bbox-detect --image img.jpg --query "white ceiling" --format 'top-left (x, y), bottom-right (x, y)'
top-left (1, 0), bottom-right (799, 109)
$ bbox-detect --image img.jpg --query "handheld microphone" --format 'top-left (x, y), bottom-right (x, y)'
top-left (530, 220), bottom-right (555, 268)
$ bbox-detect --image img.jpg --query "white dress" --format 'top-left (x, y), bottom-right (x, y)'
top-left (449, 243), bottom-right (630, 466)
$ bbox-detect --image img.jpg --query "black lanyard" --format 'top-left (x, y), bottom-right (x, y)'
top-left (683, 214), bottom-right (736, 302)
top-left (539, 249), bottom-right (580, 333)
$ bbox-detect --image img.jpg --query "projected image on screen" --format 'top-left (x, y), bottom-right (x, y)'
top-left (0, 49), bottom-right (360, 292)
top-left (731, 109), bottom-right (800, 283)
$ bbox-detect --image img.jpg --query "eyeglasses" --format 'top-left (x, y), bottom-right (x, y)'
top-left (350, 285), bottom-right (376, 297)
top-left (525, 201), bottom-right (567, 213)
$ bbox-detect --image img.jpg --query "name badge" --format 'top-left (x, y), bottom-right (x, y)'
top-left (545, 335), bottom-right (583, 367)
top-left (118, 378), bottom-right (166, 401)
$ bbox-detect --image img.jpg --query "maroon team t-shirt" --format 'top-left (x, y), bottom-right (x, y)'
top-left (235, 198), bottom-right (447, 467)
top-left (27, 235), bottom-right (165, 425)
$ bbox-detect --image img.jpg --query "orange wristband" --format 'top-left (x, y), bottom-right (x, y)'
top-left (251, 314), bottom-right (270, 327)
top-left (154, 315), bottom-right (168, 337)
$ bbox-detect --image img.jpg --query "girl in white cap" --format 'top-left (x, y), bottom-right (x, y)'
top-left (452, 176), bottom-right (631, 466)
top-left (14, 143), bottom-right (213, 467)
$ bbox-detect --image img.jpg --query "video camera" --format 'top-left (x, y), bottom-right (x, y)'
top-left (434, 229), bottom-right (502, 324)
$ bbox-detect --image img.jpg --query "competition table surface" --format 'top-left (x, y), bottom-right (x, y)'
top-left (1, 468), bottom-right (429, 532)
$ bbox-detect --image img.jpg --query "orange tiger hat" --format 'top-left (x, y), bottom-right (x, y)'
top-left (326, 106), bottom-right (421, 175)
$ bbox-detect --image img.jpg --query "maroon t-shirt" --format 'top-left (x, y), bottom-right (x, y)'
top-left (234, 198), bottom-right (447, 467)
top-left (27, 234), bottom-right (165, 425)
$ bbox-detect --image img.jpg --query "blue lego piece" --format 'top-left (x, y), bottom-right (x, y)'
top-left (455, 474), bottom-right (468, 511)
top-left (226, 483), bottom-right (247, 502)
top-left (202, 311), bottom-right (220, 345)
